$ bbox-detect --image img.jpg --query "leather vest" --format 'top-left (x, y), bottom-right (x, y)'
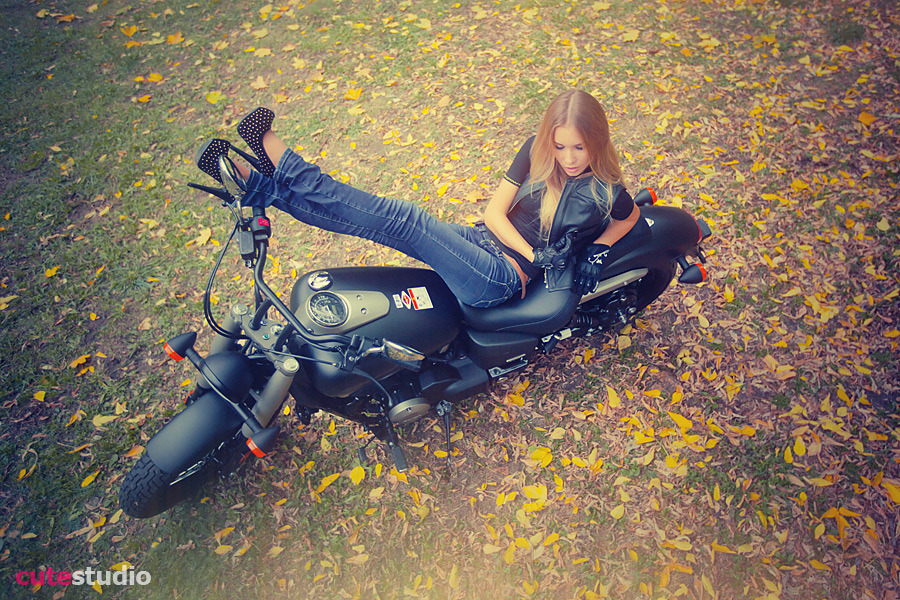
top-left (513, 175), bottom-right (625, 292)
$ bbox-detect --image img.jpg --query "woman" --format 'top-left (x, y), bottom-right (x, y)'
top-left (195, 90), bottom-right (640, 307)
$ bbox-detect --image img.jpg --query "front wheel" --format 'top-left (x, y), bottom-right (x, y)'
top-left (119, 439), bottom-right (244, 518)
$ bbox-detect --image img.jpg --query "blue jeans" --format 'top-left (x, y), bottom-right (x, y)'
top-left (240, 149), bottom-right (521, 307)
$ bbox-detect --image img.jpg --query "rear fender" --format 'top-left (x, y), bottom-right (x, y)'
top-left (603, 205), bottom-right (705, 279)
top-left (146, 392), bottom-right (245, 474)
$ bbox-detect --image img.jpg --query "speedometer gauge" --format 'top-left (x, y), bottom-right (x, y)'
top-left (306, 291), bottom-right (349, 328)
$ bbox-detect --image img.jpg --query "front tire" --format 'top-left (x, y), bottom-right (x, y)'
top-left (119, 438), bottom-right (245, 518)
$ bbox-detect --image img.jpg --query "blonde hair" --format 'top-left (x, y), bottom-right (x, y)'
top-left (528, 90), bottom-right (624, 237)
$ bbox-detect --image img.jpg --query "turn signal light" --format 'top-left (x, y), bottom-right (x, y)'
top-left (247, 426), bottom-right (280, 458)
top-left (678, 264), bottom-right (708, 284)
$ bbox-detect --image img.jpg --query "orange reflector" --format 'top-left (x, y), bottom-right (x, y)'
top-left (247, 438), bottom-right (266, 458)
top-left (648, 188), bottom-right (658, 204)
top-left (164, 342), bottom-right (184, 362)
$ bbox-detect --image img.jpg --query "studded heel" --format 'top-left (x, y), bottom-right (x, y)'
top-left (195, 138), bottom-right (230, 183)
top-left (237, 107), bottom-right (276, 177)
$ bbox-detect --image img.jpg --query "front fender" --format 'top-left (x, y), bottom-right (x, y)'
top-left (146, 391), bottom-right (244, 474)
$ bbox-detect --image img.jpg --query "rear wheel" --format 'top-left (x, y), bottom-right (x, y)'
top-left (119, 438), bottom-right (245, 518)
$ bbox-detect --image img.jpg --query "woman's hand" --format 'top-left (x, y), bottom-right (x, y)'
top-left (531, 232), bottom-right (573, 270)
top-left (574, 243), bottom-right (611, 295)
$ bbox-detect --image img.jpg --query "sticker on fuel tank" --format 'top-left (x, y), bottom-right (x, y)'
top-left (408, 287), bottom-right (433, 310)
top-left (396, 287), bottom-right (433, 310)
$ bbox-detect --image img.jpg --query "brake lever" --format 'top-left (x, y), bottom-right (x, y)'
top-left (338, 335), bottom-right (384, 372)
top-left (187, 182), bottom-right (234, 204)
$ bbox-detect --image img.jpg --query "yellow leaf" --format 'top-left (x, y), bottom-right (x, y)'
top-left (214, 544), bottom-right (232, 555)
top-left (33, 391), bottom-right (46, 402)
top-left (784, 446), bottom-right (793, 464)
top-left (723, 285), bottom-right (734, 303)
top-left (482, 543), bottom-right (503, 554)
top-left (666, 539), bottom-right (692, 551)
top-left (503, 542), bottom-right (516, 565)
top-left (810, 477), bottom-right (833, 487)
top-left (876, 218), bottom-right (890, 232)
top-left (667, 411), bottom-right (693, 432)
top-left (794, 436), bottom-right (806, 456)
top-left (858, 112), bottom-right (876, 126)
top-left (124, 445), bottom-right (144, 458)
top-left (206, 91), bottom-right (224, 104)
top-left (448, 564), bottom-right (460, 589)
top-left (92, 414), bottom-right (118, 428)
top-left (344, 88), bottom-right (362, 100)
top-left (81, 470), bottom-right (100, 487)
top-left (531, 447), bottom-right (553, 468)
top-left (349, 465), bottom-right (366, 485)
top-left (810, 559), bottom-right (831, 571)
top-left (543, 533), bottom-right (559, 546)
top-left (882, 480), bottom-right (900, 504)
top-left (214, 527), bottom-right (235, 543)
top-left (622, 29), bottom-right (640, 42)
top-left (147, 73), bottom-right (164, 83)
top-left (315, 472), bottom-right (340, 493)
top-left (711, 541), bottom-right (735, 554)
top-left (268, 546), bottom-right (284, 557)
top-left (251, 75), bottom-right (268, 90)
top-left (606, 385), bottom-right (621, 409)
top-left (166, 32), bottom-right (184, 45)
top-left (46, 265), bottom-right (60, 278)
top-left (790, 179), bottom-right (810, 192)
top-left (120, 25), bottom-right (138, 37)
top-left (610, 504), bottom-right (625, 520)
top-left (549, 427), bottom-right (565, 440)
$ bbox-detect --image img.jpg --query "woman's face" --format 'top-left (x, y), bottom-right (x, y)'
top-left (553, 124), bottom-right (590, 177)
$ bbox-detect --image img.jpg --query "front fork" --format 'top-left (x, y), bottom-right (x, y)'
top-left (192, 303), bottom-right (299, 456)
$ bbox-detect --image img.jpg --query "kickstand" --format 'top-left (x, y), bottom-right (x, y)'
top-left (435, 400), bottom-right (453, 476)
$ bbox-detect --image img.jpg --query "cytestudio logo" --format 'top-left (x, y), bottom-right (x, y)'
top-left (15, 565), bottom-right (151, 587)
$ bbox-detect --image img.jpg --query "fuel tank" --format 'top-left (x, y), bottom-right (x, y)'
top-left (290, 267), bottom-right (462, 398)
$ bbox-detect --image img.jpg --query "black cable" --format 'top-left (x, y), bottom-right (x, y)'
top-left (203, 221), bottom-right (246, 340)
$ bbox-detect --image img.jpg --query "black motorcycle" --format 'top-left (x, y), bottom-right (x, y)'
top-left (118, 157), bottom-right (712, 518)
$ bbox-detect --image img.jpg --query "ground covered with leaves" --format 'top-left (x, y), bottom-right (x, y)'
top-left (0, 0), bottom-right (898, 598)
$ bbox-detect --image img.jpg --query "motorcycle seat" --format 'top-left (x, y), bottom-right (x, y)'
top-left (457, 265), bottom-right (581, 335)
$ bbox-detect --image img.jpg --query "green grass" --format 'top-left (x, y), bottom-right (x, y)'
top-left (1, 0), bottom-right (899, 599)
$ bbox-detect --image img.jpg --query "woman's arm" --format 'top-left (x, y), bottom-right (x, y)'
top-left (593, 201), bottom-right (640, 246)
top-left (483, 179), bottom-right (535, 261)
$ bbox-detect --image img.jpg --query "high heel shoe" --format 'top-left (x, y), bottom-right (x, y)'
top-left (195, 138), bottom-right (230, 183)
top-left (237, 107), bottom-right (276, 177)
